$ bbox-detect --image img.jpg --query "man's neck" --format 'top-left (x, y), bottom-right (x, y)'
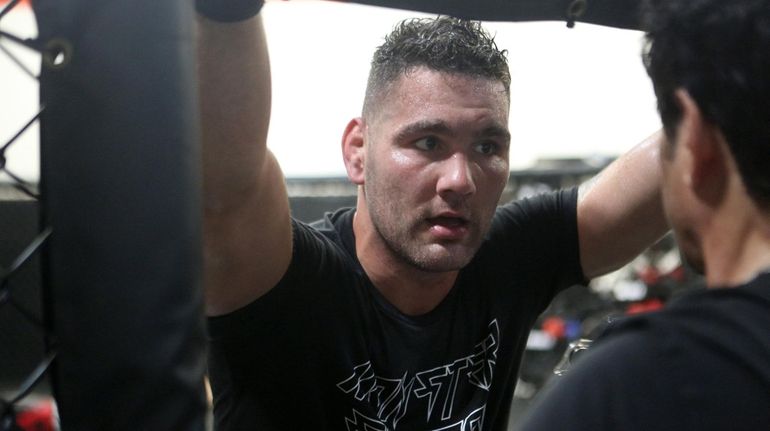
top-left (702, 196), bottom-right (770, 288)
top-left (352, 205), bottom-right (458, 316)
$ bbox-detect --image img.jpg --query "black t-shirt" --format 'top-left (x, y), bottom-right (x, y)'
top-left (518, 272), bottom-right (770, 431)
top-left (207, 188), bottom-right (584, 430)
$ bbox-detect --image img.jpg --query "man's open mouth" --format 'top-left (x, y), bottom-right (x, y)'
top-left (427, 216), bottom-right (469, 228)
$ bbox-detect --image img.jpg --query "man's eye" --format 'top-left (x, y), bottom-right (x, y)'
top-left (414, 137), bottom-right (439, 151)
top-left (474, 141), bottom-right (498, 155)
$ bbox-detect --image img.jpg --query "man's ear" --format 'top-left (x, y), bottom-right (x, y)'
top-left (674, 88), bottom-right (726, 203)
top-left (342, 117), bottom-right (366, 185)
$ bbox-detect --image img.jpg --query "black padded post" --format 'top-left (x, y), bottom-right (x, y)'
top-left (345, 0), bottom-right (644, 30)
top-left (33, 0), bottom-right (206, 429)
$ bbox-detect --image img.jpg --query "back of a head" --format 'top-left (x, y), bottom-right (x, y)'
top-left (363, 16), bottom-right (510, 119)
top-left (643, 0), bottom-right (770, 207)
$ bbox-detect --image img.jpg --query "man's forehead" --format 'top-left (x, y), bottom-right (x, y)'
top-left (397, 66), bottom-right (508, 93)
top-left (364, 67), bottom-right (509, 131)
top-left (381, 68), bottom-right (509, 110)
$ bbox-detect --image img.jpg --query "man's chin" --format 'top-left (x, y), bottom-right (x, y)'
top-left (409, 244), bottom-right (477, 272)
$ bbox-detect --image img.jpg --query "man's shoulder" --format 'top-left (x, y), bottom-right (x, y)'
top-left (595, 284), bottom-right (770, 373)
top-left (307, 207), bottom-right (355, 235)
top-left (290, 207), bottom-right (358, 270)
top-left (491, 187), bottom-right (578, 228)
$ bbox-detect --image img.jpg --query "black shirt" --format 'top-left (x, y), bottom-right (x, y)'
top-left (207, 188), bottom-right (584, 430)
top-left (518, 272), bottom-right (770, 431)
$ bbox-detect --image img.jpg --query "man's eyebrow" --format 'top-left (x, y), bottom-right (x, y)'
top-left (477, 125), bottom-right (511, 143)
top-left (393, 120), bottom-right (453, 143)
top-left (392, 120), bottom-right (511, 144)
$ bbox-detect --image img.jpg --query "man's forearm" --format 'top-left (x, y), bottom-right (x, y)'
top-left (578, 131), bottom-right (669, 278)
top-left (197, 7), bottom-right (293, 316)
top-left (197, 13), bottom-right (272, 211)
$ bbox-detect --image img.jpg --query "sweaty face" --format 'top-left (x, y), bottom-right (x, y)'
top-left (363, 68), bottom-right (510, 272)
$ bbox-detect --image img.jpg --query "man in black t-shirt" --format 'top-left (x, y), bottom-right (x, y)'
top-left (196, 5), bottom-right (668, 430)
top-left (518, 1), bottom-right (770, 429)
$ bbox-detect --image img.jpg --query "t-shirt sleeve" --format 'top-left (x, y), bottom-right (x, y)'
top-left (482, 187), bottom-right (586, 307)
top-left (207, 218), bottom-right (350, 341)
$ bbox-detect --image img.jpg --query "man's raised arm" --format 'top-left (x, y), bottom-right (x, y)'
top-left (197, 6), bottom-right (292, 316)
top-left (577, 131), bottom-right (669, 279)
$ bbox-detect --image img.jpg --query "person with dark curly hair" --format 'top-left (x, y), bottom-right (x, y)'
top-left (196, 5), bottom-right (667, 430)
top-left (518, 1), bottom-right (770, 429)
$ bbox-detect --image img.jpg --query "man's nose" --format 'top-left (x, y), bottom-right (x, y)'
top-left (437, 153), bottom-right (476, 198)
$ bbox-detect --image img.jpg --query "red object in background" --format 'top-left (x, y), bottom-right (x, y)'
top-left (626, 298), bottom-right (664, 315)
top-left (0, 0), bottom-right (31, 8)
top-left (541, 316), bottom-right (566, 340)
top-left (638, 265), bottom-right (661, 286)
top-left (15, 400), bottom-right (56, 431)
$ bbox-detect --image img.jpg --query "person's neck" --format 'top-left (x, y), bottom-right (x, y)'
top-left (701, 194), bottom-right (770, 288)
top-left (353, 202), bottom-right (458, 316)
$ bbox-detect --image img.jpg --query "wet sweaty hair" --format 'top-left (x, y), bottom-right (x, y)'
top-left (362, 16), bottom-right (510, 119)
top-left (643, 0), bottom-right (770, 206)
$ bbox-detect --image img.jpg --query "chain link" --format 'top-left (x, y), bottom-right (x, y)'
top-left (0, 1), bottom-right (56, 429)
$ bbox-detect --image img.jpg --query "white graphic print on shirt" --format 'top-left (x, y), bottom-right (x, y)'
top-left (337, 320), bottom-right (500, 430)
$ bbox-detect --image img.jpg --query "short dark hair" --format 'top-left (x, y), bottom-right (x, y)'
top-left (363, 16), bottom-right (510, 118)
top-left (643, 0), bottom-right (770, 205)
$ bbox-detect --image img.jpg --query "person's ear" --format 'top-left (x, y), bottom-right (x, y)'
top-left (674, 88), bottom-right (726, 204)
top-left (342, 117), bottom-right (366, 185)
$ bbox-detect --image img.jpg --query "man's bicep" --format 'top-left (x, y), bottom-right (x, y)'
top-left (203, 151), bottom-right (293, 316)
